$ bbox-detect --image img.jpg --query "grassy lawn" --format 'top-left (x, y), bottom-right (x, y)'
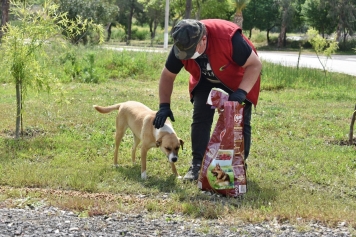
top-left (0, 47), bottom-right (355, 232)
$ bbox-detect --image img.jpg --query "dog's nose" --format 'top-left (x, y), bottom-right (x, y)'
top-left (171, 157), bottom-right (177, 163)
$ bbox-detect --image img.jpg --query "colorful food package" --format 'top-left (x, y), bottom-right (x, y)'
top-left (197, 88), bottom-right (247, 197)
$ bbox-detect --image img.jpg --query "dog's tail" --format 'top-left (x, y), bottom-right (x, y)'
top-left (93, 104), bottom-right (121, 114)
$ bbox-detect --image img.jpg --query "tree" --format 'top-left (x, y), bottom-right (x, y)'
top-left (301, 0), bottom-right (335, 37)
top-left (290, 0), bottom-right (306, 32)
top-left (1, 0), bottom-right (104, 139)
top-left (307, 27), bottom-right (338, 76)
top-left (0, 0), bottom-right (10, 41)
top-left (348, 40), bottom-right (356, 145)
top-left (184, 0), bottom-right (192, 19)
top-left (138, 0), bottom-right (165, 46)
top-left (323, 0), bottom-right (356, 45)
top-left (244, 0), bottom-right (279, 43)
top-left (349, 104), bottom-right (356, 146)
top-left (174, 0), bottom-right (234, 23)
top-left (233, 0), bottom-right (249, 28)
top-left (168, 0), bottom-right (186, 30)
top-left (242, 0), bottom-right (257, 38)
top-left (199, 0), bottom-right (234, 21)
top-left (117, 0), bottom-right (144, 45)
top-left (54, 0), bottom-right (118, 44)
top-left (277, 0), bottom-right (295, 48)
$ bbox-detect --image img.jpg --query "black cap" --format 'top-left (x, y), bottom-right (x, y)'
top-left (172, 19), bottom-right (204, 60)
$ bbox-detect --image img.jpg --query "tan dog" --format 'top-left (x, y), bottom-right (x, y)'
top-left (93, 101), bottom-right (184, 179)
top-left (211, 163), bottom-right (230, 186)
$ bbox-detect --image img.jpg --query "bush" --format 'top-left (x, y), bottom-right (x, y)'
top-left (250, 31), bottom-right (266, 44)
top-left (287, 40), bottom-right (302, 49)
top-left (131, 27), bottom-right (149, 41)
top-left (110, 27), bottom-right (126, 42)
top-left (338, 38), bottom-right (356, 51)
top-left (287, 40), bottom-right (312, 49)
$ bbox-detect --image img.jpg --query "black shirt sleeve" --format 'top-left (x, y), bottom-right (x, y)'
top-left (232, 31), bottom-right (252, 66)
top-left (165, 48), bottom-right (184, 74)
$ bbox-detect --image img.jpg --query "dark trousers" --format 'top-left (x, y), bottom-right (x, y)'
top-left (191, 78), bottom-right (252, 166)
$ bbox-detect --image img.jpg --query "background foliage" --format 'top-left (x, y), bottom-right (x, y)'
top-left (1, 0), bottom-right (356, 50)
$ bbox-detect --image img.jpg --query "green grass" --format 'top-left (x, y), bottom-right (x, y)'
top-left (0, 47), bottom-right (355, 232)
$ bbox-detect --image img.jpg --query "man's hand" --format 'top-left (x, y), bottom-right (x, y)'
top-left (153, 103), bottom-right (175, 129)
top-left (228, 88), bottom-right (247, 104)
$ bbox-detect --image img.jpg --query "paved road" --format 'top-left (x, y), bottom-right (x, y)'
top-left (104, 46), bottom-right (356, 77)
top-left (258, 51), bottom-right (356, 76)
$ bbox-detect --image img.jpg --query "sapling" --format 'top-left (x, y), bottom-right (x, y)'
top-left (0, 0), bottom-right (104, 139)
top-left (306, 28), bottom-right (338, 76)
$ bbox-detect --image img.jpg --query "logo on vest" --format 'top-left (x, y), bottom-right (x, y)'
top-left (219, 65), bottom-right (227, 71)
top-left (219, 62), bottom-right (231, 71)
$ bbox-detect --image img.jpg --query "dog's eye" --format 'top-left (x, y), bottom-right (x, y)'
top-left (175, 146), bottom-right (179, 151)
top-left (165, 147), bottom-right (171, 151)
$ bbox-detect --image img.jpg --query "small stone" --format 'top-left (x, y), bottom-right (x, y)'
top-left (14, 228), bottom-right (22, 235)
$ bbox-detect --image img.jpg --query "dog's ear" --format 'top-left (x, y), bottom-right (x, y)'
top-left (156, 138), bottom-right (162, 147)
top-left (179, 138), bottom-right (184, 150)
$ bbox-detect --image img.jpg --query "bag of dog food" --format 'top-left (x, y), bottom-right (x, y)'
top-left (197, 88), bottom-right (247, 197)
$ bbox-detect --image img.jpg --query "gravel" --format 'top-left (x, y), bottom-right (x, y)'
top-left (0, 205), bottom-right (354, 237)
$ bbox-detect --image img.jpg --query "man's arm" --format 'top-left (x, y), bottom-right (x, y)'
top-left (158, 67), bottom-right (177, 103)
top-left (152, 67), bottom-right (178, 129)
top-left (238, 50), bottom-right (262, 93)
top-left (231, 31), bottom-right (262, 95)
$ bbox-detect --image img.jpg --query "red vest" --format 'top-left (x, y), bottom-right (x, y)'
top-left (181, 19), bottom-right (261, 106)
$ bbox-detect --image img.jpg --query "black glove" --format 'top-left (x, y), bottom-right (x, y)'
top-left (153, 103), bottom-right (175, 129)
top-left (228, 88), bottom-right (247, 104)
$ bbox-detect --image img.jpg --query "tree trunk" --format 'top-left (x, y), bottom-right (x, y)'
top-left (126, 2), bottom-right (134, 45)
top-left (195, 0), bottom-right (201, 19)
top-left (277, 0), bottom-right (292, 49)
top-left (153, 20), bottom-right (158, 46)
top-left (349, 104), bottom-right (356, 146)
top-left (149, 20), bottom-right (153, 46)
top-left (278, 24), bottom-right (286, 48)
top-left (1, 0), bottom-right (10, 41)
top-left (15, 82), bottom-right (21, 139)
top-left (336, 22), bottom-right (342, 42)
top-left (343, 28), bottom-right (348, 46)
top-left (234, 12), bottom-right (243, 28)
top-left (184, 0), bottom-right (192, 19)
top-left (106, 23), bottom-right (112, 42)
top-left (149, 19), bottom-right (158, 47)
top-left (1, 0), bottom-right (10, 26)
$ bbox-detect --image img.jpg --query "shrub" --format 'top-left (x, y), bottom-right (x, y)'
top-left (110, 26), bottom-right (126, 42)
top-left (250, 31), bottom-right (266, 44)
top-left (338, 38), bottom-right (356, 51)
top-left (131, 27), bottom-right (149, 40)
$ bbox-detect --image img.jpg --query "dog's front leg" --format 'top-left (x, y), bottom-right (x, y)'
top-left (170, 163), bottom-right (179, 177)
top-left (140, 147), bottom-right (149, 179)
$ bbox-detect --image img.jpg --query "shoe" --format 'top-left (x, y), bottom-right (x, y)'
top-left (183, 165), bottom-right (201, 182)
